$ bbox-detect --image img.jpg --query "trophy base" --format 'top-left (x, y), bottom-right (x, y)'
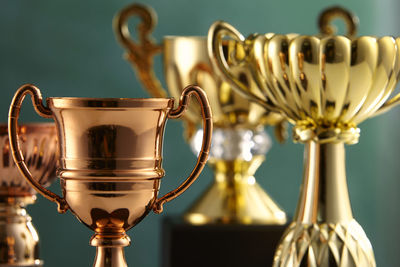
top-left (161, 216), bottom-right (288, 267)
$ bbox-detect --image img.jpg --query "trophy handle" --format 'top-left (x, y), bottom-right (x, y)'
top-left (114, 3), bottom-right (198, 140)
top-left (8, 84), bottom-right (69, 214)
top-left (318, 6), bottom-right (358, 37)
top-left (208, 21), bottom-right (278, 112)
top-left (153, 85), bottom-right (212, 214)
top-left (113, 3), bottom-right (167, 98)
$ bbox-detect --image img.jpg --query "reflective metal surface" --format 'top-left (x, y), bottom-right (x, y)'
top-left (114, 3), bottom-right (287, 225)
top-left (209, 6), bottom-right (400, 267)
top-left (8, 84), bottom-right (212, 267)
top-left (0, 123), bottom-right (57, 267)
top-left (187, 127), bottom-right (286, 224)
top-left (210, 13), bottom-right (400, 145)
top-left (273, 142), bottom-right (375, 266)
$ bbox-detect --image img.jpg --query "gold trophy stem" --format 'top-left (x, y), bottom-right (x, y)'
top-left (91, 233), bottom-right (130, 267)
top-left (296, 141), bottom-right (353, 223)
top-left (273, 141), bottom-right (375, 266)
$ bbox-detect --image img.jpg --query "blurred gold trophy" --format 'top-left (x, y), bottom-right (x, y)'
top-left (114, 3), bottom-right (287, 225)
top-left (8, 84), bottom-right (212, 267)
top-left (210, 6), bottom-right (400, 267)
top-left (0, 123), bottom-right (57, 266)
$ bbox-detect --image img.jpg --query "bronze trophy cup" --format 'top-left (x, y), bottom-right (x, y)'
top-left (209, 7), bottom-right (400, 267)
top-left (8, 84), bottom-right (212, 267)
top-left (0, 123), bottom-right (57, 266)
top-left (114, 3), bottom-right (287, 225)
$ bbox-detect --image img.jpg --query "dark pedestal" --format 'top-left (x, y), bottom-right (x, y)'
top-left (161, 216), bottom-right (288, 267)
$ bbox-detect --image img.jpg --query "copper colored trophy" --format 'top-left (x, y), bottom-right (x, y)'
top-left (0, 123), bottom-right (57, 266)
top-left (209, 6), bottom-right (400, 267)
top-left (8, 84), bottom-right (212, 267)
top-left (114, 3), bottom-right (287, 225)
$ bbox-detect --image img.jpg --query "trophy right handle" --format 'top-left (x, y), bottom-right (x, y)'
top-left (153, 85), bottom-right (212, 214)
top-left (113, 3), bottom-right (167, 98)
top-left (8, 84), bottom-right (69, 214)
top-left (208, 21), bottom-right (277, 112)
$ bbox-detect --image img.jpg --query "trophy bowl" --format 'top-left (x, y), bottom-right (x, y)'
top-left (114, 3), bottom-right (287, 225)
top-left (8, 84), bottom-right (212, 267)
top-left (209, 6), bottom-right (400, 267)
top-left (0, 123), bottom-right (57, 266)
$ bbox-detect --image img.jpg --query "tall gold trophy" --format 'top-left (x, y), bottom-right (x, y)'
top-left (209, 7), bottom-right (400, 267)
top-left (0, 123), bottom-right (57, 266)
top-left (8, 84), bottom-right (212, 267)
top-left (114, 3), bottom-right (287, 225)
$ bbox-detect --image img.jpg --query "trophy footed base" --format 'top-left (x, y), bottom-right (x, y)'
top-left (184, 155), bottom-right (287, 225)
top-left (273, 220), bottom-right (376, 267)
top-left (184, 175), bottom-right (287, 225)
top-left (90, 233), bottom-right (131, 267)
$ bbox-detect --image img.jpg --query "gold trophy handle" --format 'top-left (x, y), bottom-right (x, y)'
top-left (208, 21), bottom-right (278, 112)
top-left (318, 6), bottom-right (358, 37)
top-left (114, 3), bottom-right (198, 140)
top-left (8, 84), bottom-right (69, 214)
top-left (153, 85), bottom-right (213, 214)
top-left (113, 3), bottom-right (167, 98)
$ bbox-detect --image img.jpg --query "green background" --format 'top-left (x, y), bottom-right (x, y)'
top-left (1, 0), bottom-right (399, 266)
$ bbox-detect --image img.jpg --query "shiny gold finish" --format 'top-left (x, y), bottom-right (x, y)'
top-left (274, 142), bottom-right (375, 266)
top-left (210, 6), bottom-right (400, 267)
top-left (114, 3), bottom-right (287, 225)
top-left (210, 22), bottom-right (400, 144)
top-left (0, 123), bottom-right (58, 267)
top-left (185, 156), bottom-right (286, 225)
top-left (8, 84), bottom-right (212, 267)
top-left (114, 3), bottom-right (283, 132)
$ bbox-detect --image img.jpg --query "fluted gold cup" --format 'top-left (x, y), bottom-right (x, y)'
top-left (209, 6), bottom-right (400, 267)
top-left (114, 3), bottom-right (287, 225)
top-left (8, 84), bottom-right (212, 267)
top-left (0, 123), bottom-right (57, 267)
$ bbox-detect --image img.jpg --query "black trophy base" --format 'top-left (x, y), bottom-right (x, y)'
top-left (161, 216), bottom-right (288, 267)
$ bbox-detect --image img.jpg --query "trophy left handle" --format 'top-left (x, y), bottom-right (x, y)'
top-left (208, 21), bottom-right (278, 113)
top-left (153, 85), bottom-right (212, 214)
top-left (113, 3), bottom-right (167, 98)
top-left (8, 84), bottom-right (69, 214)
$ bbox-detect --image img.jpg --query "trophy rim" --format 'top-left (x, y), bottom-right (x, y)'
top-left (47, 97), bottom-right (174, 109)
top-left (164, 35), bottom-right (206, 41)
top-left (264, 33), bottom-right (398, 42)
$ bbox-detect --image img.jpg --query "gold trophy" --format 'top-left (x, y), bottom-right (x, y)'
top-left (0, 123), bottom-right (57, 266)
top-left (209, 6), bottom-right (400, 267)
top-left (8, 84), bottom-right (212, 267)
top-left (114, 3), bottom-right (287, 225)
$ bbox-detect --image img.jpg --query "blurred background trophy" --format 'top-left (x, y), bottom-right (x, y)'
top-left (210, 6), bottom-right (400, 267)
top-left (114, 3), bottom-right (287, 226)
top-left (0, 123), bottom-right (57, 266)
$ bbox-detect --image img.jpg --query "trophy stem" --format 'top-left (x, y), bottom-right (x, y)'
top-left (273, 141), bottom-right (375, 266)
top-left (295, 141), bottom-right (353, 223)
top-left (0, 196), bottom-right (43, 267)
top-left (91, 233), bottom-right (130, 267)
